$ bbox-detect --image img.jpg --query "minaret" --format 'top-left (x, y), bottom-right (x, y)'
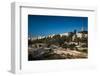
top-left (81, 26), bottom-right (84, 31)
top-left (81, 18), bottom-right (85, 38)
top-left (81, 18), bottom-right (84, 31)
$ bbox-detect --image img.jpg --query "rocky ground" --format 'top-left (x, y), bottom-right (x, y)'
top-left (28, 47), bottom-right (87, 60)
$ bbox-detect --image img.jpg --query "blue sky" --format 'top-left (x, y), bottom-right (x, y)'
top-left (28, 15), bottom-right (88, 37)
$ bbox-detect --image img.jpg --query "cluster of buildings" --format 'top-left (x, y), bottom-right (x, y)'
top-left (28, 26), bottom-right (88, 41)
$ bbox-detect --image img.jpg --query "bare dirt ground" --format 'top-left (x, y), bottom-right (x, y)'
top-left (28, 47), bottom-right (87, 60)
top-left (53, 48), bottom-right (87, 58)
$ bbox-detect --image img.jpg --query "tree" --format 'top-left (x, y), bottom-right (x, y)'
top-left (53, 34), bottom-right (61, 39)
top-left (69, 44), bottom-right (76, 50)
top-left (62, 44), bottom-right (68, 49)
top-left (28, 40), bottom-right (33, 46)
top-left (61, 36), bottom-right (67, 41)
top-left (74, 29), bottom-right (77, 34)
